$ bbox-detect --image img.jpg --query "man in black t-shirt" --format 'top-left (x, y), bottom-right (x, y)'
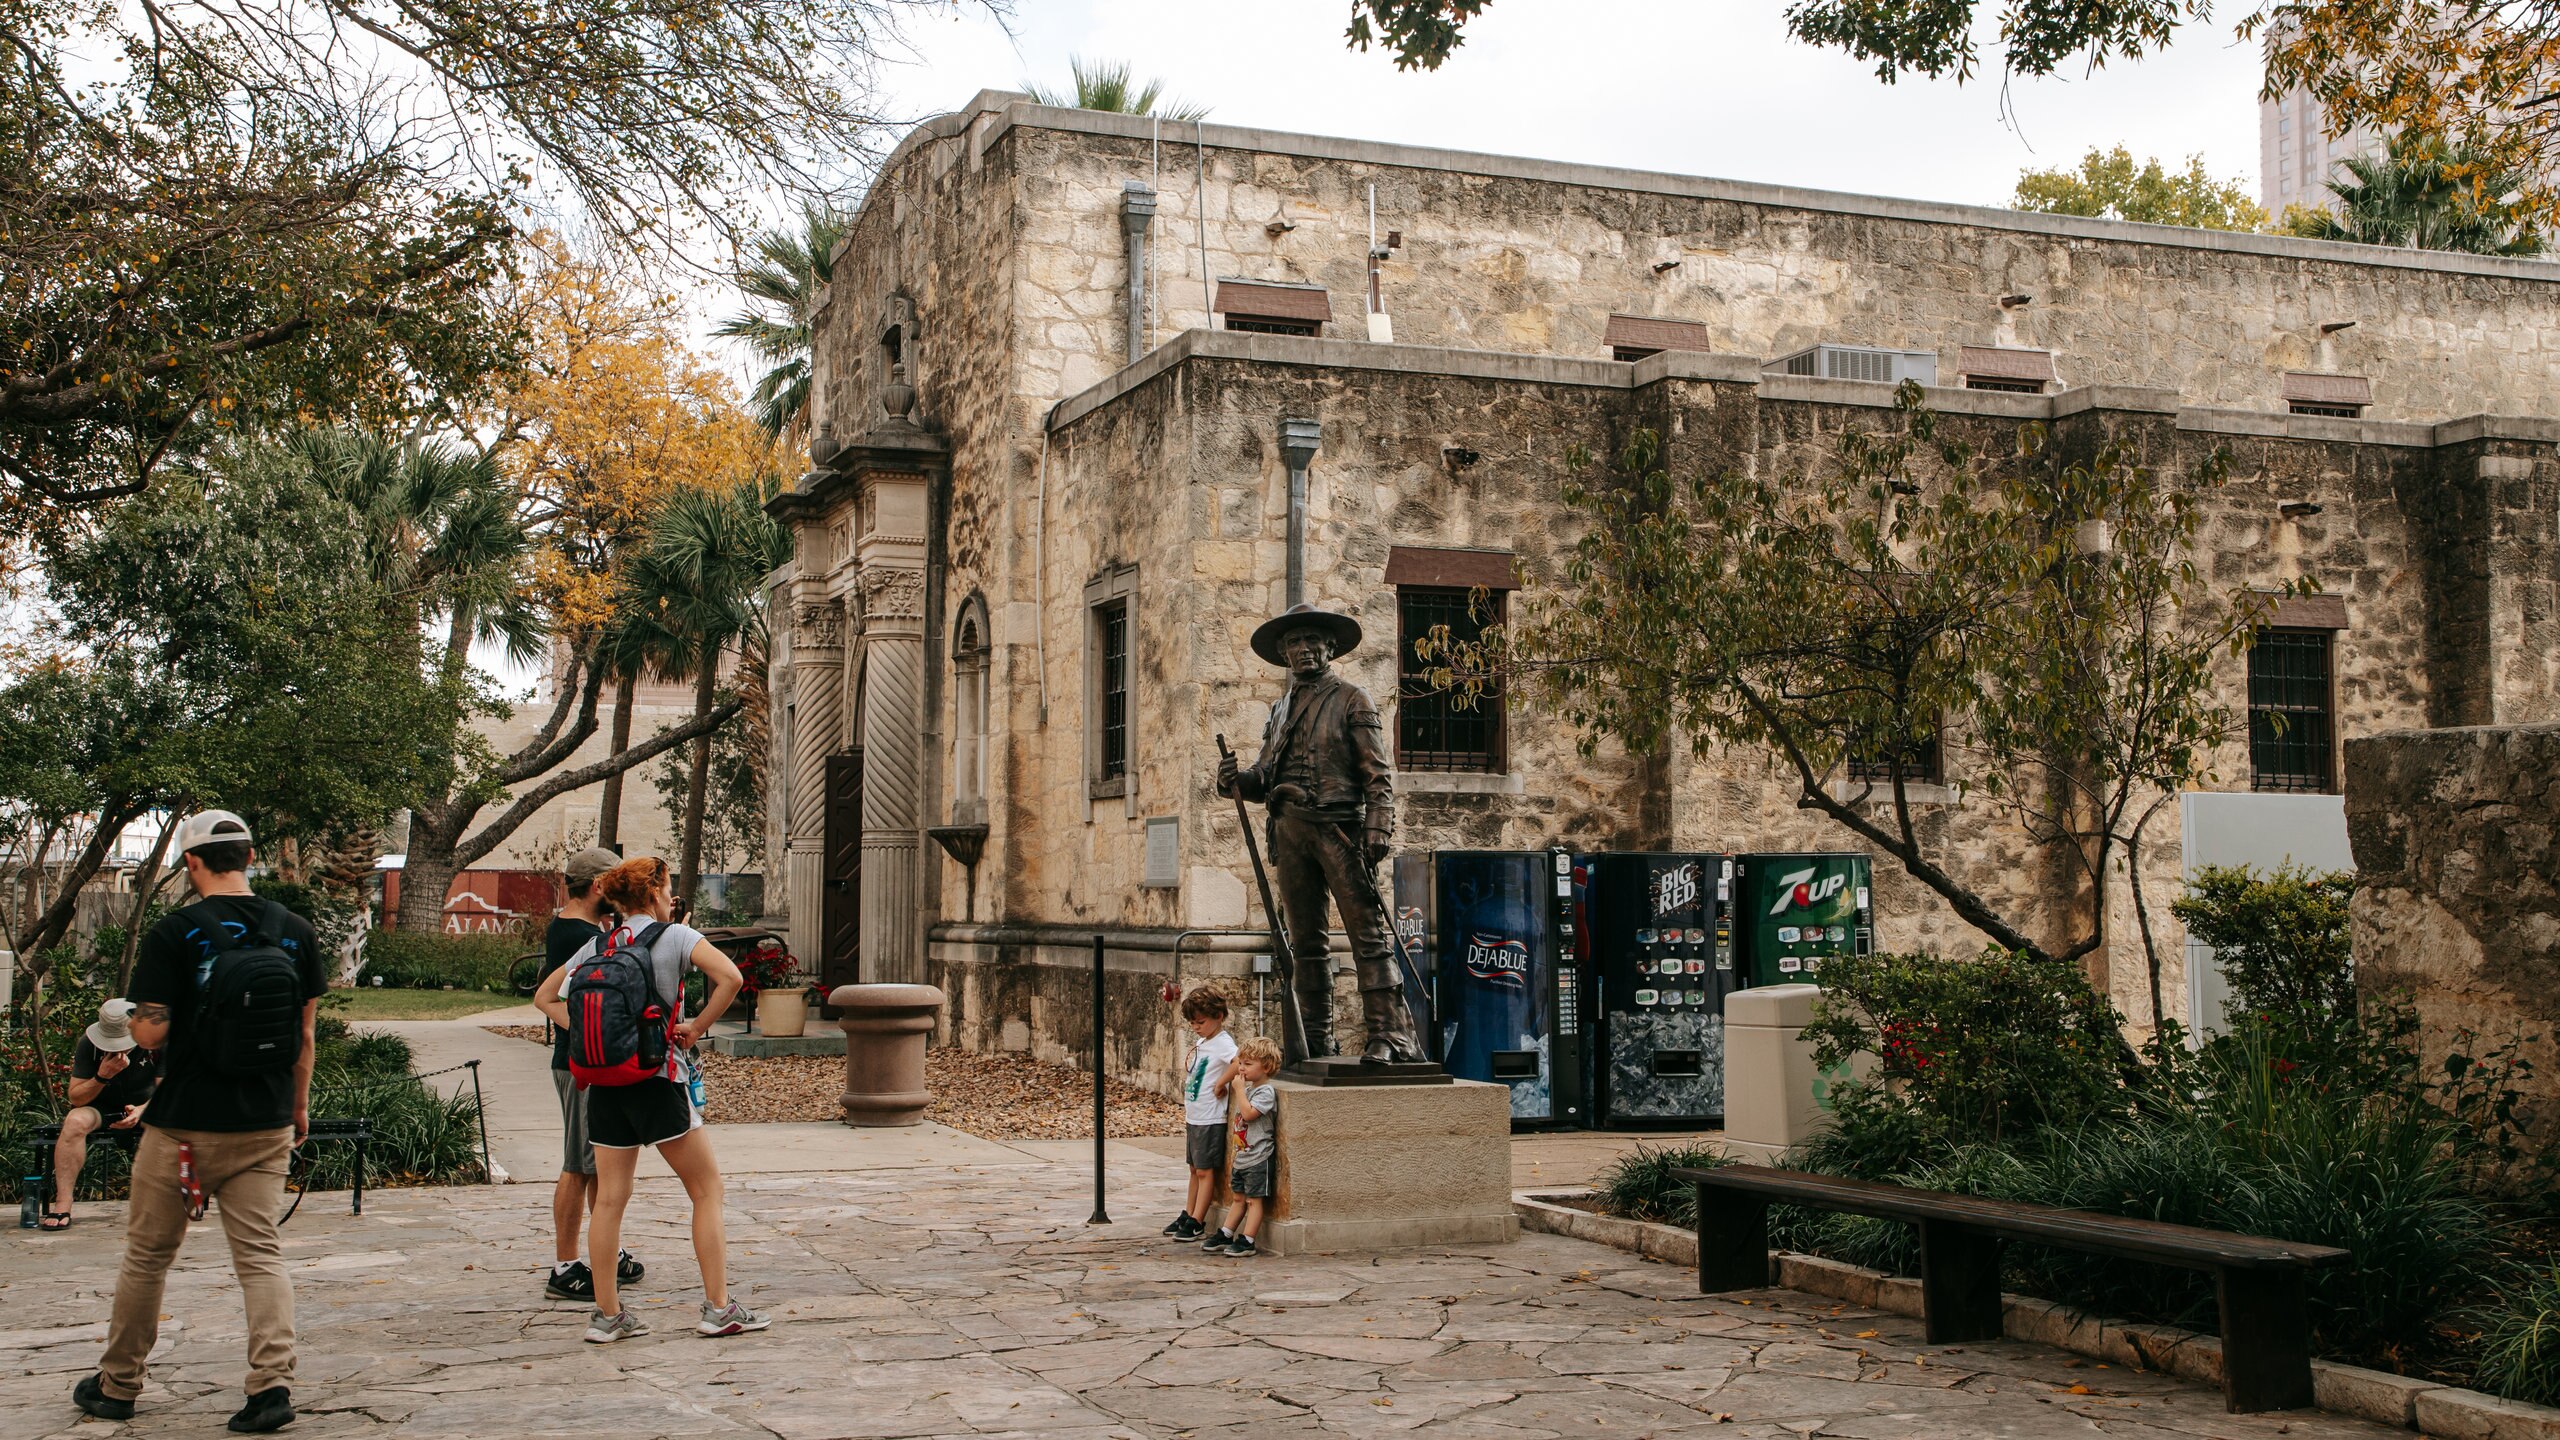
top-left (537, 846), bottom-right (642, 1302)
top-left (41, 1000), bottom-right (160, 1228)
top-left (75, 811), bottom-right (325, 1436)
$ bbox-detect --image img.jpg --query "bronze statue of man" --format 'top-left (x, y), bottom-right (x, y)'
top-left (1216, 603), bottom-right (1427, 1065)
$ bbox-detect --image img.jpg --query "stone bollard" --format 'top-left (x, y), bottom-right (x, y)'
top-left (831, 983), bottom-right (945, 1127)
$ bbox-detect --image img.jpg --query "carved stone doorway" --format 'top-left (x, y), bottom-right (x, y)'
top-left (820, 749), bottom-right (863, 1015)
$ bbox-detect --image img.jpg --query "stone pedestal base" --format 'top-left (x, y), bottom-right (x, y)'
top-left (1266, 1077), bottom-right (1518, 1257)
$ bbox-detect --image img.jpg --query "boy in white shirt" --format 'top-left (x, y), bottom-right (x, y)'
top-left (1164, 988), bottom-right (1238, 1241)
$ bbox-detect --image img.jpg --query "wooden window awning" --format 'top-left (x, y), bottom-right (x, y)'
top-left (1603, 314), bottom-right (1712, 357)
top-left (1213, 279), bottom-right (1332, 324)
top-left (1386, 546), bottom-right (1519, 590)
top-left (2255, 590), bottom-right (2349, 630)
top-left (1956, 346), bottom-right (2057, 383)
top-left (2282, 372), bottom-right (2373, 407)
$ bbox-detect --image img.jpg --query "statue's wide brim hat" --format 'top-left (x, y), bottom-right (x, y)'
top-left (1251, 604), bottom-right (1363, 666)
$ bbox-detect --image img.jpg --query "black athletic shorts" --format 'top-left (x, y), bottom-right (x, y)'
top-left (585, 1077), bottom-right (697, 1150)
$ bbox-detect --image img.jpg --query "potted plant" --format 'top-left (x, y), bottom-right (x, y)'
top-left (737, 940), bottom-right (808, 1038)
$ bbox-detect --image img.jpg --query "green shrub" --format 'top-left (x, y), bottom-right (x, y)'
top-left (1802, 946), bottom-right (2133, 1159)
top-left (356, 929), bottom-right (524, 992)
top-left (1593, 1143), bottom-right (1729, 1228)
top-left (2476, 1263), bottom-right (2560, 1406)
top-left (2172, 864), bottom-right (2353, 1026)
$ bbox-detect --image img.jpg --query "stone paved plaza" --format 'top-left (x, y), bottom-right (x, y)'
top-left (0, 1140), bottom-right (2406, 1440)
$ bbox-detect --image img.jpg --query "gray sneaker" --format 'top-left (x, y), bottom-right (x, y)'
top-left (585, 1308), bottom-right (649, 1343)
top-left (697, 1300), bottom-right (771, 1337)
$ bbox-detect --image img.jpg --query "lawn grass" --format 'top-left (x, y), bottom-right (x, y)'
top-left (326, 986), bottom-right (519, 1021)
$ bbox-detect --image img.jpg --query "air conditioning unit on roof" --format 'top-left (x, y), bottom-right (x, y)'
top-left (1770, 344), bottom-right (1939, 387)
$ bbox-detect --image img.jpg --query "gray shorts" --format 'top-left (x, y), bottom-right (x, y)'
top-left (1230, 1160), bottom-right (1273, 1199)
top-left (554, 1070), bottom-right (595, 1175)
top-left (1185, 1122), bottom-right (1227, 1172)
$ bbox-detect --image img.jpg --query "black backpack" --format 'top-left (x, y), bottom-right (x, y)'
top-left (193, 902), bottom-right (306, 1075)
top-left (564, 922), bottom-right (674, 1089)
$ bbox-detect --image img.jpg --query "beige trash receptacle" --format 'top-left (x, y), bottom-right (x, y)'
top-left (831, 983), bottom-right (945, 1127)
top-left (1722, 983), bottom-right (1854, 1164)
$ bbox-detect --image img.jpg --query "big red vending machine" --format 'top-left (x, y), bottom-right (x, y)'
top-left (1427, 850), bottom-right (1586, 1128)
top-left (1574, 852), bottom-right (1735, 1127)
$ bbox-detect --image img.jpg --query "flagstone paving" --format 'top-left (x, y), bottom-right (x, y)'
top-left (0, 1149), bottom-right (2406, 1440)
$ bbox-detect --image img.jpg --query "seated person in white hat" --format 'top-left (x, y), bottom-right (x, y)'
top-left (41, 1000), bottom-right (160, 1229)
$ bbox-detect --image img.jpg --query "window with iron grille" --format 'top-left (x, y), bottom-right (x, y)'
top-left (1847, 727), bottom-right (1942, 785)
top-left (1964, 376), bottom-right (2042, 394)
top-left (1097, 599), bottom-right (1129, 781)
top-left (2289, 400), bottom-right (2364, 418)
top-left (2249, 628), bottom-right (2334, 792)
top-left (1398, 587), bottom-right (1504, 773)
top-left (1224, 315), bottom-right (1321, 336)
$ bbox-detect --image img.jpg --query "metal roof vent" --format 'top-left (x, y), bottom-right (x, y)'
top-left (1770, 344), bottom-right (1938, 386)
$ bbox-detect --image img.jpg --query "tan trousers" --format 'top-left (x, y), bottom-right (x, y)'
top-left (98, 1125), bottom-right (296, 1401)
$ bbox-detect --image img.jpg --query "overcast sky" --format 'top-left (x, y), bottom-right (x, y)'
top-left (864, 0), bottom-right (2269, 210)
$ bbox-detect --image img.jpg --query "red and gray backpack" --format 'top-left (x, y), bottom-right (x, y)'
top-left (564, 922), bottom-right (673, 1089)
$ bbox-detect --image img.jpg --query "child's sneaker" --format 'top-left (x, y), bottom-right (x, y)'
top-left (585, 1308), bottom-right (649, 1343)
top-left (1220, 1234), bottom-right (1260, 1258)
top-left (1162, 1213), bottom-right (1204, 1239)
top-left (1199, 1228), bottom-right (1233, 1253)
top-left (697, 1300), bottom-right (772, 1337)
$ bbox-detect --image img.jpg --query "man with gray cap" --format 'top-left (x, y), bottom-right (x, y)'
top-left (78, 810), bottom-right (325, 1433)
top-left (39, 1000), bottom-right (160, 1229)
top-left (536, 846), bottom-right (643, 1303)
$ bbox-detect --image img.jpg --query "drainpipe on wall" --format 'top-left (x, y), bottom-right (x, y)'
top-left (1279, 417), bottom-right (1320, 608)
top-left (1121, 182), bottom-right (1158, 365)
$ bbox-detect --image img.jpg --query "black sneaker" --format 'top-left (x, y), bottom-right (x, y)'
top-left (1199, 1229), bottom-right (1234, 1253)
top-left (1220, 1235), bottom-right (1259, 1258)
top-left (72, 1374), bottom-right (133, 1421)
top-left (228, 1386), bottom-right (293, 1433)
top-left (616, 1250), bottom-right (644, 1284)
top-left (1161, 1213), bottom-right (1203, 1238)
top-left (544, 1261), bottom-right (595, 1301)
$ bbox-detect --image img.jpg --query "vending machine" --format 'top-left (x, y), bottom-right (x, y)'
top-left (1426, 850), bottom-right (1587, 1128)
top-left (1573, 852), bottom-right (1736, 1127)
top-left (1733, 852), bottom-right (1875, 986)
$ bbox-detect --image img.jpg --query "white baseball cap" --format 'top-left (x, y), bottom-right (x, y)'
top-left (172, 809), bottom-right (255, 854)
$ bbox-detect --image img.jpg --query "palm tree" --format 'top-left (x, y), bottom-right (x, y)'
top-left (2290, 132), bottom-right (2544, 256)
top-left (715, 206), bottom-right (853, 442)
top-left (1024, 57), bottom-right (1209, 121)
top-left (611, 478), bottom-right (789, 910)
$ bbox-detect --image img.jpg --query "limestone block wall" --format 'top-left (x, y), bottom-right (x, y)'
top-left (2345, 724), bottom-right (2560, 1147)
top-left (990, 102), bottom-right (2560, 421)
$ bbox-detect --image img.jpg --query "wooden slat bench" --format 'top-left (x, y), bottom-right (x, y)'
top-left (1674, 1164), bottom-right (2350, 1414)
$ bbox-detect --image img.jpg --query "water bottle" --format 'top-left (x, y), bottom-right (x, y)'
top-left (19, 1175), bottom-right (42, 1229)
top-left (684, 1054), bottom-right (707, 1111)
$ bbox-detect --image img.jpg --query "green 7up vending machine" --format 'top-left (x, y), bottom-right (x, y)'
top-left (1734, 853), bottom-right (1874, 986)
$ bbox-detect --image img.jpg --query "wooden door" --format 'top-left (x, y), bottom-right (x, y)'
top-left (821, 750), bottom-right (863, 1006)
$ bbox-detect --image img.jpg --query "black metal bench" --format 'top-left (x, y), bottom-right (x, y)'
top-left (28, 1119), bottom-right (371, 1218)
top-left (1675, 1164), bottom-right (2350, 1414)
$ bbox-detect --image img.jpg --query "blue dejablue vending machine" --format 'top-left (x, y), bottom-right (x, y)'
top-left (1429, 849), bottom-right (1584, 1128)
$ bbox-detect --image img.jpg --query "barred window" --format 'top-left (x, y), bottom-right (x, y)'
top-left (2249, 628), bottom-right (2334, 792)
top-left (1097, 598), bottom-right (1129, 781)
top-left (1398, 586), bottom-right (1504, 773)
top-left (1847, 728), bottom-right (1942, 785)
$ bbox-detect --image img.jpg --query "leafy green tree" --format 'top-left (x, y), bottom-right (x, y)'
top-left (1025, 58), bottom-right (1210, 120)
top-left (2285, 131), bottom-right (2544, 255)
top-left (2012, 147), bottom-right (2269, 230)
top-left (6, 443), bottom-right (474, 957)
top-left (715, 208), bottom-right (854, 442)
top-left (611, 480), bottom-right (788, 910)
top-left (2, 0), bottom-right (961, 521)
top-left (1426, 388), bottom-right (2284, 1012)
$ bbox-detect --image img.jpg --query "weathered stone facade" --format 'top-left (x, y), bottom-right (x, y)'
top-left (2345, 724), bottom-right (2560, 1148)
top-left (767, 90), bottom-right (2560, 1092)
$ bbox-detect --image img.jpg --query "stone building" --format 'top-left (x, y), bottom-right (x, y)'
top-left (764, 90), bottom-right (2560, 1088)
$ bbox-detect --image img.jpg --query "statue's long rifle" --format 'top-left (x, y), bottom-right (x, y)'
top-left (1217, 734), bottom-right (1313, 1064)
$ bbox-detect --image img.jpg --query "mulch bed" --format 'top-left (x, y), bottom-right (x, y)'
top-left (484, 1026), bottom-right (1182, 1140)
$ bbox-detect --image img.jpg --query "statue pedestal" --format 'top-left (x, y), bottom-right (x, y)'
top-left (1280, 1054), bottom-right (1452, 1087)
top-left (1265, 1077), bottom-right (1518, 1257)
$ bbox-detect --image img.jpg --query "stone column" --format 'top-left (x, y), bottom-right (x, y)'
top-left (853, 468), bottom-right (930, 985)
top-left (782, 587), bottom-right (845, 970)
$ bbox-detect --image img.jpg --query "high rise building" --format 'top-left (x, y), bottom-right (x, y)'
top-left (2260, 86), bottom-right (2378, 217)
